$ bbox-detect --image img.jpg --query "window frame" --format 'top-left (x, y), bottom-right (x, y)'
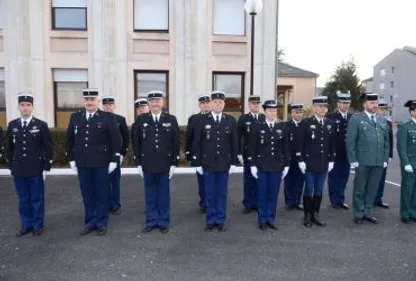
top-left (212, 0), bottom-right (246, 36)
top-left (134, 70), bottom-right (169, 115)
top-left (212, 71), bottom-right (245, 116)
top-left (0, 69), bottom-right (5, 110)
top-left (51, 6), bottom-right (88, 31)
top-left (379, 82), bottom-right (385, 90)
top-left (133, 0), bottom-right (169, 33)
top-left (380, 68), bottom-right (386, 77)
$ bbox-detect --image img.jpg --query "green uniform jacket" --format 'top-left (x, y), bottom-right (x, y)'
top-left (397, 120), bottom-right (416, 167)
top-left (346, 112), bottom-right (389, 166)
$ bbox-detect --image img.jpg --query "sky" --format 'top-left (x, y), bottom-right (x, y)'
top-left (278, 0), bottom-right (416, 87)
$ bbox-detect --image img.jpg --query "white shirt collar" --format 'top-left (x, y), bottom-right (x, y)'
top-left (338, 109), bottom-right (348, 117)
top-left (412, 118), bottom-right (416, 124)
top-left (151, 112), bottom-right (161, 119)
top-left (212, 112), bottom-right (222, 120)
top-left (266, 119), bottom-right (276, 126)
top-left (364, 111), bottom-right (376, 120)
top-left (21, 116), bottom-right (33, 126)
top-left (314, 115), bottom-right (324, 123)
top-left (86, 110), bottom-right (97, 117)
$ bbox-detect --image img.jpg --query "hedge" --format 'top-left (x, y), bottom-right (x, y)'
top-left (1, 126), bottom-right (190, 168)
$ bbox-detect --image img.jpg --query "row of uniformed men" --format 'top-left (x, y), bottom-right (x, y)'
top-left (1, 90), bottom-right (416, 237)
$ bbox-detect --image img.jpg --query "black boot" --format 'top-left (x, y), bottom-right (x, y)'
top-left (311, 196), bottom-right (326, 227)
top-left (303, 196), bottom-right (312, 228)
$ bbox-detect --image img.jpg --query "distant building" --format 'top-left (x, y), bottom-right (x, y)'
top-left (373, 46), bottom-right (416, 122)
top-left (362, 77), bottom-right (374, 93)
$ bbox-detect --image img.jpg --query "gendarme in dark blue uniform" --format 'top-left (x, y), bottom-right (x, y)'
top-left (247, 100), bottom-right (290, 230)
top-left (296, 96), bottom-right (335, 228)
top-left (131, 91), bottom-right (180, 234)
top-left (237, 95), bottom-right (265, 213)
top-left (102, 96), bottom-right (130, 214)
top-left (284, 104), bottom-right (305, 211)
top-left (6, 93), bottom-right (53, 236)
top-left (327, 91), bottom-right (352, 210)
top-left (66, 89), bottom-right (121, 236)
top-left (185, 94), bottom-right (211, 213)
top-left (0, 126), bottom-right (4, 162)
top-left (192, 91), bottom-right (239, 232)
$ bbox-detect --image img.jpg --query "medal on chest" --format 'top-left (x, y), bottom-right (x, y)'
top-left (74, 126), bottom-right (78, 135)
top-left (143, 123), bottom-right (148, 139)
top-left (290, 133), bottom-right (293, 141)
top-left (246, 122), bottom-right (251, 133)
top-left (205, 125), bottom-right (211, 140)
top-left (260, 130), bottom-right (265, 144)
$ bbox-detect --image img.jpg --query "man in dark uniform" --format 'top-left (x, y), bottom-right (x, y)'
top-left (102, 96), bottom-right (129, 215)
top-left (131, 90), bottom-right (180, 234)
top-left (284, 103), bottom-right (305, 211)
top-left (185, 94), bottom-right (211, 214)
top-left (6, 93), bottom-right (53, 236)
top-left (327, 91), bottom-right (352, 210)
top-left (135, 98), bottom-right (149, 117)
top-left (237, 95), bottom-right (265, 214)
top-left (296, 96), bottom-right (335, 227)
top-left (247, 100), bottom-right (290, 230)
top-left (0, 126), bottom-right (4, 161)
top-left (374, 99), bottom-right (393, 209)
top-left (66, 89), bottom-right (121, 236)
top-left (192, 91), bottom-right (239, 232)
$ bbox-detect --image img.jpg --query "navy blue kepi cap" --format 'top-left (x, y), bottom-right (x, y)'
top-left (147, 90), bottom-right (163, 100)
top-left (262, 100), bottom-right (278, 109)
top-left (102, 96), bottom-right (115, 104)
top-left (17, 92), bottom-right (34, 104)
top-left (83, 88), bottom-right (99, 97)
top-left (360, 92), bottom-right (378, 101)
top-left (336, 90), bottom-right (351, 102)
top-left (211, 91), bottom-right (225, 100)
top-left (198, 95), bottom-right (211, 103)
top-left (290, 103), bottom-right (303, 110)
top-left (135, 98), bottom-right (148, 108)
top-left (248, 95), bottom-right (261, 103)
top-left (312, 96), bottom-right (328, 105)
top-left (404, 100), bottom-right (416, 108)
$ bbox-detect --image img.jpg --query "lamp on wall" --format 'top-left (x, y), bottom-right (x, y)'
top-left (244, 0), bottom-right (263, 96)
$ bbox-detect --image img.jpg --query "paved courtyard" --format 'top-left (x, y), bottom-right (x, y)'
top-left (0, 159), bottom-right (415, 281)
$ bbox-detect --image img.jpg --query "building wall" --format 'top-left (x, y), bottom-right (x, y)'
top-left (0, 0), bottom-right (279, 127)
top-left (373, 49), bottom-right (416, 122)
top-left (277, 76), bottom-right (317, 105)
top-left (362, 80), bottom-right (373, 93)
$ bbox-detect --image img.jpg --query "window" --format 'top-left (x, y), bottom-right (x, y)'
top-left (52, 0), bottom-right (87, 30)
top-left (53, 69), bottom-right (88, 128)
top-left (390, 81), bottom-right (394, 89)
top-left (134, 70), bottom-right (169, 112)
top-left (213, 0), bottom-right (245, 35)
top-left (0, 68), bottom-right (6, 128)
top-left (391, 66), bottom-right (395, 74)
top-left (379, 82), bottom-right (385, 90)
top-left (134, 0), bottom-right (169, 31)
top-left (212, 72), bottom-right (245, 119)
top-left (380, 68), bottom-right (386, 76)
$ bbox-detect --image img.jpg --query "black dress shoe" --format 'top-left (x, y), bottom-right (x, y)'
top-left (401, 218), bottom-right (410, 224)
top-left (258, 224), bottom-right (267, 231)
top-left (294, 205), bottom-right (304, 211)
top-left (79, 228), bottom-right (94, 236)
top-left (217, 224), bottom-right (226, 232)
top-left (311, 213), bottom-right (326, 227)
top-left (142, 226), bottom-right (156, 233)
top-left (364, 216), bottom-right (379, 224)
top-left (340, 203), bottom-right (350, 210)
top-left (354, 217), bottom-right (364, 224)
top-left (242, 208), bottom-right (252, 214)
top-left (96, 228), bottom-right (107, 236)
top-left (16, 228), bottom-right (33, 237)
top-left (374, 202), bottom-right (389, 209)
top-left (111, 209), bottom-right (121, 215)
top-left (204, 224), bottom-right (214, 232)
top-left (160, 227), bottom-right (169, 234)
top-left (410, 217), bottom-right (416, 222)
top-left (33, 229), bottom-right (43, 236)
top-left (266, 222), bottom-right (278, 230)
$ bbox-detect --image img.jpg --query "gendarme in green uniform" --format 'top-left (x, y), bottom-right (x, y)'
top-left (396, 100), bottom-right (416, 223)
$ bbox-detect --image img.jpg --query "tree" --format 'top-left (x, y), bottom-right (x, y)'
top-left (321, 58), bottom-right (365, 112)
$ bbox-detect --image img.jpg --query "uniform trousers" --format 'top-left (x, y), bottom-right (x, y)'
top-left (144, 172), bottom-right (170, 228)
top-left (203, 169), bottom-right (229, 225)
top-left (257, 171), bottom-right (282, 224)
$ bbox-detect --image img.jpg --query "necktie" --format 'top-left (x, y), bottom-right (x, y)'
top-left (216, 115), bottom-right (220, 123)
top-left (371, 115), bottom-right (375, 124)
top-left (344, 114), bottom-right (347, 120)
top-left (23, 121), bottom-right (27, 129)
top-left (269, 123), bottom-right (273, 129)
top-left (87, 113), bottom-right (91, 121)
top-left (254, 115), bottom-right (258, 121)
top-left (155, 116), bottom-right (158, 123)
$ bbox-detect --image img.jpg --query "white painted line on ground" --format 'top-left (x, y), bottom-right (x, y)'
top-left (350, 170), bottom-right (401, 187)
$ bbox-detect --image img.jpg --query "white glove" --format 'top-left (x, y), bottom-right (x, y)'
top-left (250, 166), bottom-right (258, 179)
top-left (169, 166), bottom-right (176, 179)
top-left (196, 166), bottom-right (203, 175)
top-left (383, 162), bottom-right (388, 168)
top-left (350, 162), bottom-right (359, 169)
top-left (237, 155), bottom-right (244, 165)
top-left (119, 155), bottom-right (124, 166)
top-left (298, 162), bottom-right (306, 174)
top-left (108, 162), bottom-right (117, 174)
top-left (328, 162), bottom-right (334, 172)
top-left (282, 166), bottom-right (289, 179)
top-left (43, 171), bottom-right (47, 181)
top-left (137, 165), bottom-right (143, 178)
top-left (229, 165), bottom-right (236, 174)
top-left (404, 165), bottom-right (414, 173)
top-left (70, 161), bottom-right (77, 172)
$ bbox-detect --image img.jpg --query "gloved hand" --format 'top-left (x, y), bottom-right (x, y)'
top-left (298, 162), bottom-right (306, 174)
top-left (250, 166), bottom-right (258, 179)
top-left (350, 162), bottom-right (359, 169)
top-left (328, 162), bottom-right (334, 172)
top-left (383, 162), bottom-right (388, 168)
top-left (404, 165), bottom-right (414, 173)
top-left (282, 166), bottom-right (289, 179)
top-left (196, 167), bottom-right (203, 175)
top-left (237, 155), bottom-right (244, 165)
top-left (70, 161), bottom-right (77, 172)
top-left (43, 171), bottom-right (47, 181)
top-left (169, 166), bottom-right (176, 179)
top-left (137, 165), bottom-right (143, 178)
top-left (229, 165), bottom-right (236, 174)
top-left (108, 162), bottom-right (117, 174)
top-left (119, 155), bottom-right (124, 166)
